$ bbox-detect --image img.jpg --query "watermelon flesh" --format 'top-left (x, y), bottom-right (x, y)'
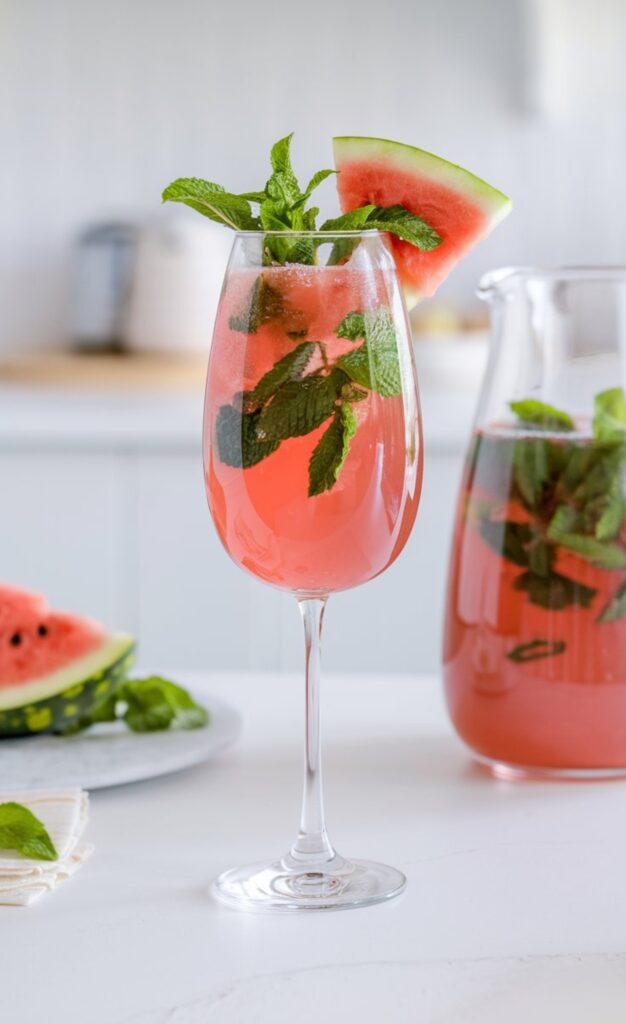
top-left (333, 136), bottom-right (512, 305)
top-left (0, 585), bottom-right (105, 688)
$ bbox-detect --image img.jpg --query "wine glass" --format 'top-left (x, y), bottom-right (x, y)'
top-left (204, 229), bottom-right (422, 910)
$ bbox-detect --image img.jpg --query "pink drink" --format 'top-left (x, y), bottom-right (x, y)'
top-left (204, 265), bottom-right (422, 593)
top-left (444, 427), bottom-right (626, 770)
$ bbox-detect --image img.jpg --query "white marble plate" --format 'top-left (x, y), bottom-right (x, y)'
top-left (0, 693), bottom-right (241, 791)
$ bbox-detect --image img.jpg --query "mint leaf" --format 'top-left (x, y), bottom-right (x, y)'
top-left (121, 677), bottom-right (208, 733)
top-left (256, 368), bottom-right (348, 442)
top-left (244, 342), bottom-right (316, 411)
top-left (340, 382), bottom-right (368, 403)
top-left (321, 204), bottom-right (442, 251)
top-left (335, 311), bottom-right (365, 341)
top-left (260, 198), bottom-right (292, 232)
top-left (301, 207), bottom-right (319, 231)
top-left (512, 438), bottom-right (551, 510)
top-left (547, 509), bottom-right (626, 569)
top-left (269, 133), bottom-right (299, 185)
top-left (599, 581), bottom-right (626, 623)
top-left (364, 205), bottom-right (442, 251)
top-left (528, 536), bottom-right (554, 577)
top-left (320, 207), bottom-right (376, 233)
top-left (298, 169), bottom-right (336, 205)
top-left (264, 134), bottom-right (302, 219)
top-left (228, 276), bottom-right (292, 334)
top-left (215, 404), bottom-right (280, 468)
top-left (558, 444), bottom-right (593, 494)
top-left (513, 570), bottom-right (597, 610)
top-left (510, 399), bottom-right (575, 432)
top-left (593, 387), bottom-right (626, 441)
top-left (337, 308), bottom-right (402, 397)
top-left (321, 208), bottom-right (376, 266)
top-left (574, 441), bottom-right (624, 507)
top-left (282, 237), bottom-right (316, 266)
top-left (0, 802), bottom-right (58, 861)
top-left (553, 535), bottom-right (626, 570)
top-left (238, 191), bottom-right (267, 202)
top-left (478, 519), bottom-right (532, 567)
top-left (595, 477), bottom-right (625, 541)
top-left (162, 178), bottom-right (259, 230)
top-left (507, 639), bottom-right (566, 663)
top-left (308, 403), bottom-right (358, 496)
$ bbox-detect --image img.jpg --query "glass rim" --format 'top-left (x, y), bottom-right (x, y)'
top-left (479, 264), bottom-right (626, 296)
top-left (233, 228), bottom-right (384, 239)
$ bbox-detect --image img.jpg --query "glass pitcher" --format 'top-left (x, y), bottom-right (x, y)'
top-left (443, 267), bottom-right (626, 779)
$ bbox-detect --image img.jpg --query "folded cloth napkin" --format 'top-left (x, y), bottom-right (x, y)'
top-left (0, 789), bottom-right (92, 906)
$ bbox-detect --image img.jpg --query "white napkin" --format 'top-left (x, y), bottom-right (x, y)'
top-left (0, 789), bottom-right (92, 906)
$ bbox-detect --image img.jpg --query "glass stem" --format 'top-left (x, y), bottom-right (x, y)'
top-left (290, 596), bottom-right (336, 866)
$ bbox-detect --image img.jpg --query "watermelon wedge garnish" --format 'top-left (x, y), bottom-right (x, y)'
top-left (0, 585), bottom-right (134, 736)
top-left (333, 136), bottom-right (512, 306)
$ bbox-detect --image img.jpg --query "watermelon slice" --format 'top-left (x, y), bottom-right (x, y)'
top-left (333, 136), bottom-right (512, 305)
top-left (0, 585), bottom-right (134, 737)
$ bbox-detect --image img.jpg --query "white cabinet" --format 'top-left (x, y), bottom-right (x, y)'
top-left (134, 451), bottom-right (278, 671)
top-left (0, 451), bottom-right (123, 625)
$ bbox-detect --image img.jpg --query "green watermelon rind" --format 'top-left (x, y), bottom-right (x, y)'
top-left (333, 136), bottom-right (512, 225)
top-left (0, 633), bottom-right (134, 738)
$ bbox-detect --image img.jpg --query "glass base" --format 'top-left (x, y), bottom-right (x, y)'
top-left (211, 852), bottom-right (406, 912)
top-left (476, 753), bottom-right (626, 781)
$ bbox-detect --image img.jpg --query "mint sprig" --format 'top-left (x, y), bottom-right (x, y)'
top-left (0, 802), bottom-right (58, 861)
top-left (121, 677), bottom-right (208, 733)
top-left (162, 133), bottom-right (441, 266)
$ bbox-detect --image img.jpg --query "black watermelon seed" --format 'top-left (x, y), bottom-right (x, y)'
top-left (9, 633), bottom-right (22, 646)
top-left (38, 624), bottom-right (48, 637)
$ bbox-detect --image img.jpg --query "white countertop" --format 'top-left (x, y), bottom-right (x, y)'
top-left (3, 671), bottom-right (626, 1023)
top-left (0, 385), bottom-right (475, 454)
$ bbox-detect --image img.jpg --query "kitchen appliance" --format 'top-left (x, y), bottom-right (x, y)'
top-left (123, 215), bottom-right (232, 354)
top-left (71, 222), bottom-right (138, 351)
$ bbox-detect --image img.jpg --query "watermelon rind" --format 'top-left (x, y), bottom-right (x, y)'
top-left (0, 633), bottom-right (134, 738)
top-left (333, 136), bottom-right (512, 224)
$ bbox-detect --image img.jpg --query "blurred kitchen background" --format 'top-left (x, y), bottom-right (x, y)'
top-left (1, 0), bottom-right (625, 674)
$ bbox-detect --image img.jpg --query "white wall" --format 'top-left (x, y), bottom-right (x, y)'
top-left (2, 0), bottom-right (625, 352)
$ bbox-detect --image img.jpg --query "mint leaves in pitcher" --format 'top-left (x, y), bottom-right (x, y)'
top-left (474, 388), bottom-right (626, 660)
